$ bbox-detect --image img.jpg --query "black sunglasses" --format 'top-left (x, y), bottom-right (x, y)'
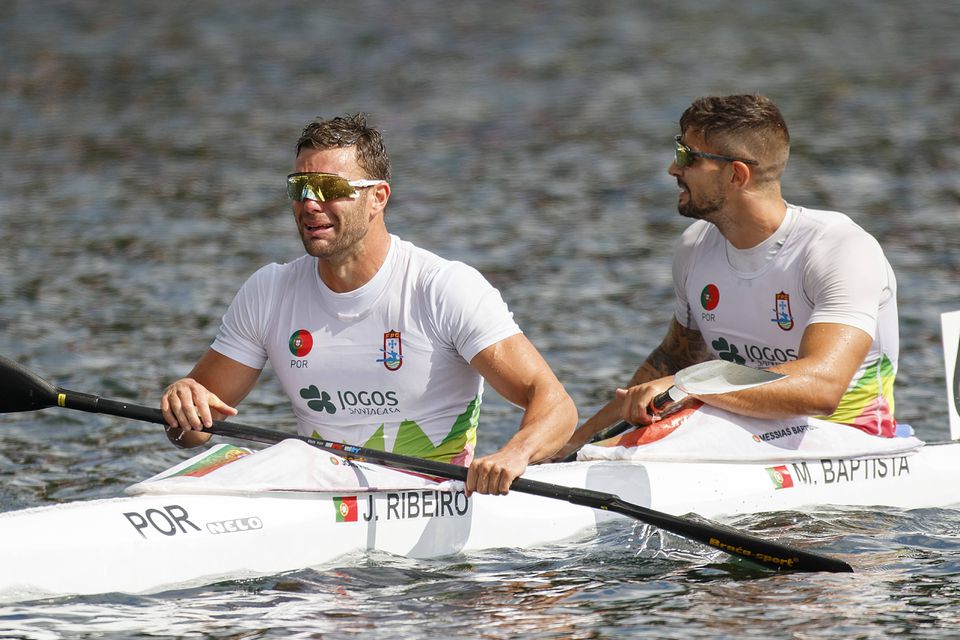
top-left (674, 135), bottom-right (758, 168)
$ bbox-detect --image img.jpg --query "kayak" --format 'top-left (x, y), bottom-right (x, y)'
top-left (0, 441), bottom-right (620, 602)
top-left (1, 433), bottom-right (958, 603)
top-left (2, 311), bottom-right (959, 601)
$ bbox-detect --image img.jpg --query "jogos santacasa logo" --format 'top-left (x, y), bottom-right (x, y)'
top-left (712, 336), bottom-right (798, 367)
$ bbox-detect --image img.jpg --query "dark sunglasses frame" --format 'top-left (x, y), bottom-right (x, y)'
top-left (674, 135), bottom-right (758, 168)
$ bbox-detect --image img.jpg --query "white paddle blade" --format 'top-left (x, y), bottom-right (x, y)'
top-left (941, 310), bottom-right (960, 440)
top-left (674, 360), bottom-right (786, 396)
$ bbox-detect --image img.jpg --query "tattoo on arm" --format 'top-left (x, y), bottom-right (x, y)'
top-left (630, 347), bottom-right (676, 384)
top-left (628, 320), bottom-right (710, 386)
top-left (670, 320), bottom-right (711, 365)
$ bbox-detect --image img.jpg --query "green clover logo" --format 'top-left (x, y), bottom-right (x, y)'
top-left (711, 337), bottom-right (746, 364)
top-left (300, 385), bottom-right (337, 414)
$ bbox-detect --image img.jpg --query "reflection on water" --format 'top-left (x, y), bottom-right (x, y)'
top-left (2, 0), bottom-right (960, 637)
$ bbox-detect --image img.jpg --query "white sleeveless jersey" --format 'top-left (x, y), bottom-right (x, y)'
top-left (211, 236), bottom-right (521, 463)
top-left (674, 205), bottom-right (899, 436)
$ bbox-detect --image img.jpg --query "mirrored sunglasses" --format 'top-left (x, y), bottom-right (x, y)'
top-left (286, 172), bottom-right (382, 202)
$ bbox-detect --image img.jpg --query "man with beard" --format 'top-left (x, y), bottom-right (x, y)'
top-left (160, 114), bottom-right (576, 496)
top-left (554, 94), bottom-right (899, 459)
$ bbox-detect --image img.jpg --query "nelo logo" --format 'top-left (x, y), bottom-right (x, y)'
top-left (206, 517), bottom-right (263, 535)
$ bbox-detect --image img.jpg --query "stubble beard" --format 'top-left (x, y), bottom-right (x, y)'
top-left (298, 196), bottom-right (370, 262)
top-left (677, 182), bottom-right (726, 221)
top-left (300, 220), bottom-right (369, 263)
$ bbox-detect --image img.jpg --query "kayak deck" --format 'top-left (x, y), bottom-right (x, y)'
top-left (3, 441), bottom-right (960, 602)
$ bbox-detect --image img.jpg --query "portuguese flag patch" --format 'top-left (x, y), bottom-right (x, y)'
top-left (333, 496), bottom-right (359, 522)
top-left (288, 329), bottom-right (314, 357)
top-left (766, 465), bottom-right (794, 490)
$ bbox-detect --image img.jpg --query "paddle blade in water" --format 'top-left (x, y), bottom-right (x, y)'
top-left (0, 355), bottom-right (59, 413)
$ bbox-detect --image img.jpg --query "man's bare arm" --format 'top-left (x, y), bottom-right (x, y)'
top-left (551, 318), bottom-right (709, 458)
top-left (466, 334), bottom-right (577, 494)
top-left (160, 348), bottom-right (261, 448)
top-left (691, 322), bottom-right (871, 419)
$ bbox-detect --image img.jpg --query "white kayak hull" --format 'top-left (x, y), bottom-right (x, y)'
top-left (2, 440), bottom-right (959, 602)
top-left (0, 479), bottom-right (612, 602)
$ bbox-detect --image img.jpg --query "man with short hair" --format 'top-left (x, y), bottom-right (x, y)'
top-left (161, 113), bottom-right (576, 495)
top-left (555, 94), bottom-right (898, 459)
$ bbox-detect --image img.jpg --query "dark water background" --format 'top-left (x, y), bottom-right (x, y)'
top-left (1, 0), bottom-right (959, 637)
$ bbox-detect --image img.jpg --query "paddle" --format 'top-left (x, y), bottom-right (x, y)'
top-left (0, 355), bottom-right (852, 573)
top-left (954, 328), bottom-right (960, 419)
top-left (650, 360), bottom-right (786, 410)
top-left (561, 360), bottom-right (786, 462)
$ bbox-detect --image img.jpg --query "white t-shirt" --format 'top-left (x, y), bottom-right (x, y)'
top-left (211, 235), bottom-right (522, 462)
top-left (673, 204), bottom-right (899, 436)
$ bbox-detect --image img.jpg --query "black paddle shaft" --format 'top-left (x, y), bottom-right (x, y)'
top-left (0, 354), bottom-right (853, 573)
top-left (208, 423), bottom-right (852, 573)
top-left (0, 354), bottom-right (167, 424)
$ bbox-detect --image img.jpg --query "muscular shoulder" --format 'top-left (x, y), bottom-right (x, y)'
top-left (677, 219), bottom-right (716, 250)
top-left (673, 220), bottom-right (718, 287)
top-left (795, 207), bottom-right (879, 247)
top-left (238, 255), bottom-right (316, 305)
top-left (795, 207), bottom-right (888, 272)
top-left (793, 207), bottom-right (895, 331)
top-left (395, 237), bottom-right (494, 301)
top-left (244, 255), bottom-right (315, 287)
top-left (393, 237), bottom-right (518, 359)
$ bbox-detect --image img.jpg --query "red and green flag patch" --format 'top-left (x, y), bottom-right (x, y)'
top-left (766, 465), bottom-right (794, 490)
top-left (289, 329), bottom-right (314, 357)
top-left (333, 496), bottom-right (358, 522)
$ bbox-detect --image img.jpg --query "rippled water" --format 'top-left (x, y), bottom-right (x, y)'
top-left (2, 0), bottom-right (960, 637)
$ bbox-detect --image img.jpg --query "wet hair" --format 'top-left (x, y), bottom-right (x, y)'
top-left (295, 113), bottom-right (391, 182)
top-left (679, 94), bottom-right (790, 182)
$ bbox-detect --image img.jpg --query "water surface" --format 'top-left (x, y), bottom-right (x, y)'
top-left (2, 1), bottom-right (959, 637)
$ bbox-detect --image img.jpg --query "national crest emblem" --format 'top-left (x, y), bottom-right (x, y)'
top-left (379, 330), bottom-right (403, 371)
top-left (772, 292), bottom-right (794, 331)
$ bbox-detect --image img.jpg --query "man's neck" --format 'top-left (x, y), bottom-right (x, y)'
top-left (317, 228), bottom-right (391, 293)
top-left (714, 196), bottom-right (788, 250)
